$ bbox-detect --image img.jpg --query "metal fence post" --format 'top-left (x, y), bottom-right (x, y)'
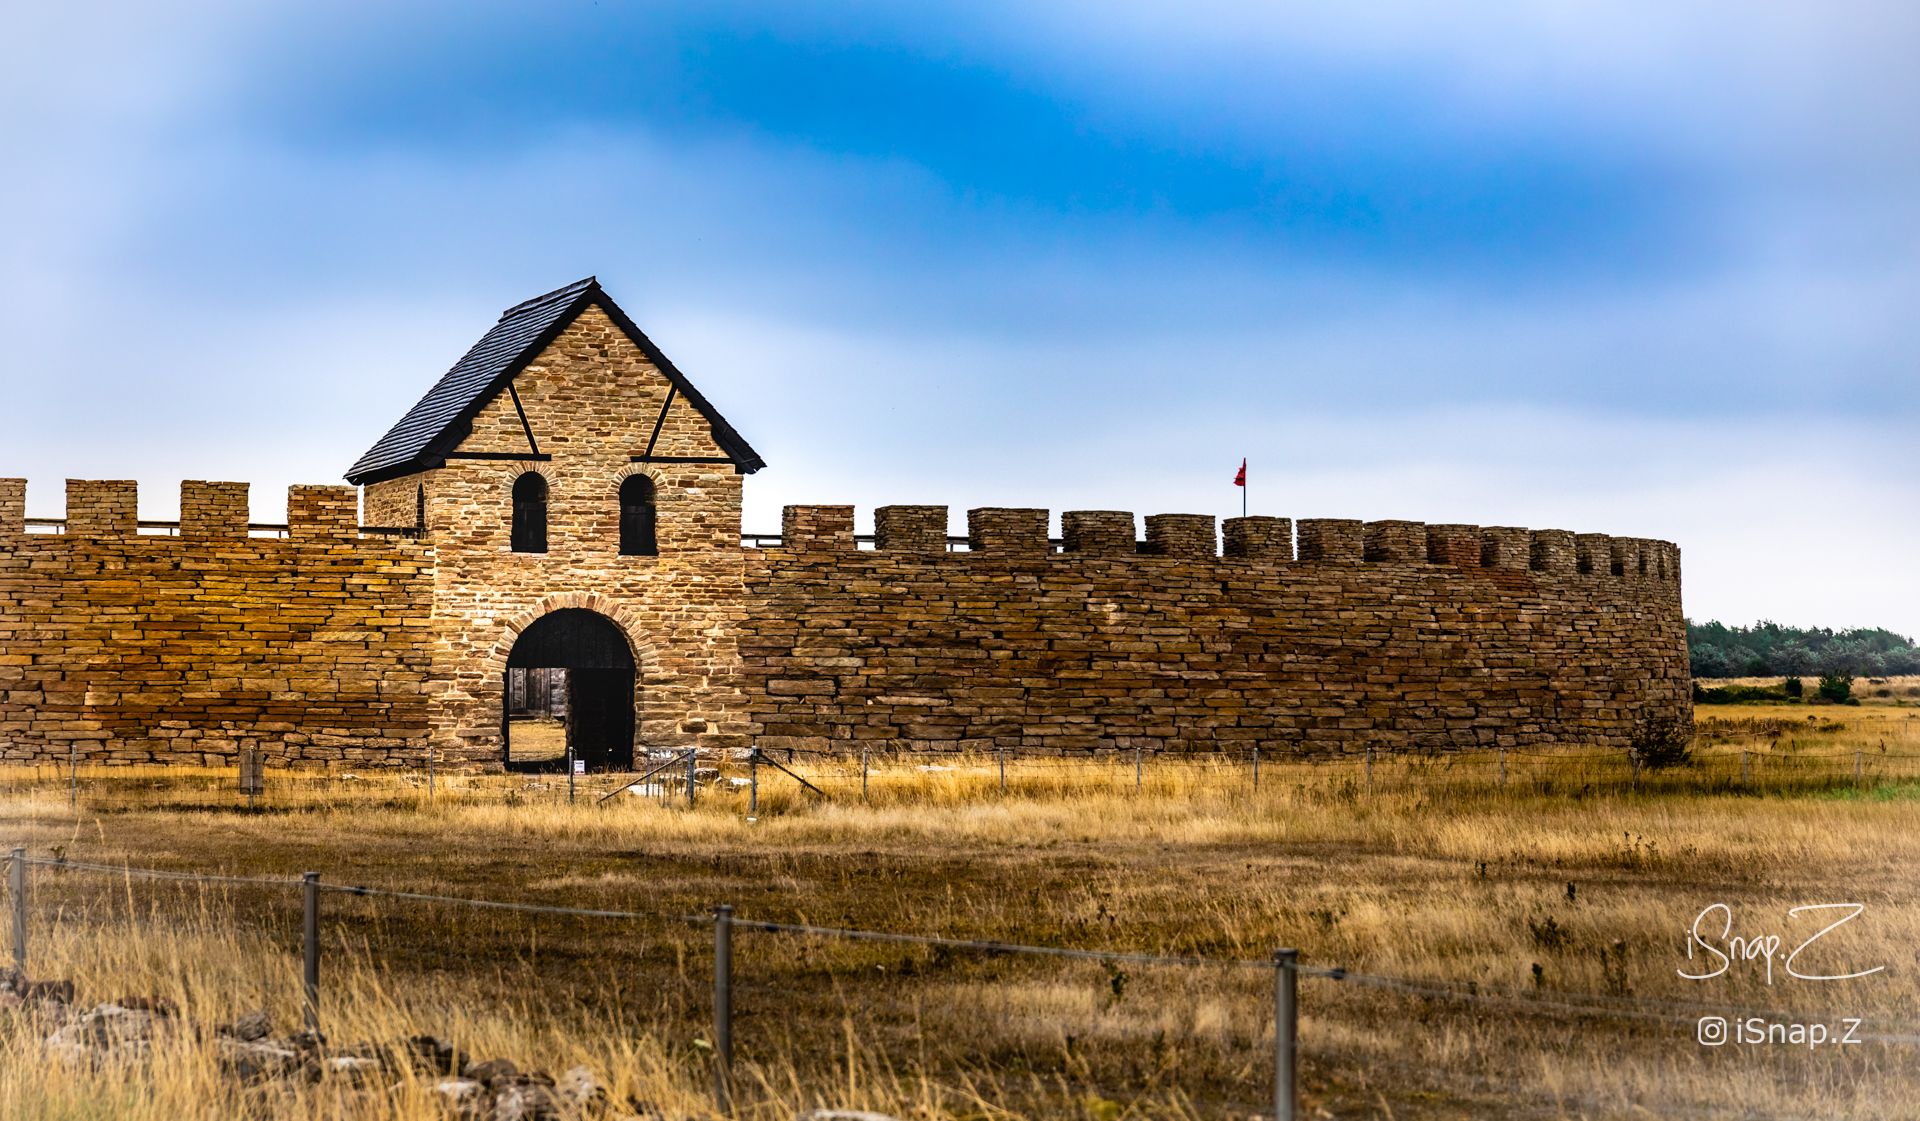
top-left (1252, 745), bottom-right (1260, 791)
top-left (860, 746), bottom-right (869, 802)
top-left (998, 745), bottom-right (1007, 793)
top-left (687, 749), bottom-right (698, 809)
top-left (69, 744), bottom-right (77, 810)
top-left (1365, 746), bottom-right (1373, 792)
top-left (713, 905), bottom-right (734, 1114)
top-left (1498, 746), bottom-right (1506, 789)
top-left (1134, 745), bottom-right (1143, 791)
top-left (426, 746), bottom-right (434, 803)
top-left (301, 872), bottom-right (320, 1031)
top-left (1274, 948), bottom-right (1297, 1121)
top-left (567, 743), bottom-right (576, 805)
top-left (749, 750), bottom-right (759, 817)
top-left (10, 848), bottom-right (26, 973)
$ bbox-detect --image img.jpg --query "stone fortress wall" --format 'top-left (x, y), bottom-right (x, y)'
top-left (743, 505), bottom-right (1690, 756)
top-left (0, 477), bottom-right (1687, 767)
top-left (0, 479), bottom-right (433, 766)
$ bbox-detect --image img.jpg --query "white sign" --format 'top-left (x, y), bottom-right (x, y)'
top-left (572, 759), bottom-right (586, 776)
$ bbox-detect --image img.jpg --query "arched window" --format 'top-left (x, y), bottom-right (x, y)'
top-left (511, 473), bottom-right (548, 554)
top-left (619, 474), bottom-right (657, 556)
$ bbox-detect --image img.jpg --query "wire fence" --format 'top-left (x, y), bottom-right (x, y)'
top-left (9, 735), bottom-right (1920, 817)
top-left (5, 848), bottom-right (1915, 1120)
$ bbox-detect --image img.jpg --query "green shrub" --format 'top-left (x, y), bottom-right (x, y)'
top-left (1817, 673), bottom-right (1854, 703)
top-left (1694, 683), bottom-right (1790, 704)
top-left (1630, 714), bottom-right (1694, 770)
top-left (1783, 676), bottom-right (1804, 698)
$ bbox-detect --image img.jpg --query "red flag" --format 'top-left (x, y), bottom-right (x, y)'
top-left (1233, 459), bottom-right (1246, 487)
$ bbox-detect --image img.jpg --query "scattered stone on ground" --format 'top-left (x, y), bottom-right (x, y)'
top-left (4, 972), bottom-right (654, 1119)
top-left (45, 1002), bottom-right (167, 1064)
top-left (220, 1008), bottom-right (274, 1042)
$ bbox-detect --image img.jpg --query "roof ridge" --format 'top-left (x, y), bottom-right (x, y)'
top-left (346, 277), bottom-right (763, 486)
top-left (499, 276), bottom-right (597, 319)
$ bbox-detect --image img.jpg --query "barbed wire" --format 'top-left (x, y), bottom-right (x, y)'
top-left (22, 856), bottom-right (697, 922)
top-left (325, 882), bottom-right (703, 923)
top-left (25, 856), bottom-right (300, 888)
top-left (16, 852), bottom-right (1920, 1044)
top-left (720, 915), bottom-right (1274, 970)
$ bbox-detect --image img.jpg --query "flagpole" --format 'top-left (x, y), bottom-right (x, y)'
top-left (1243, 460), bottom-right (1247, 519)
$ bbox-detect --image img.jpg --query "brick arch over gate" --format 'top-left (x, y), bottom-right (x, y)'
top-left (482, 593), bottom-right (657, 677)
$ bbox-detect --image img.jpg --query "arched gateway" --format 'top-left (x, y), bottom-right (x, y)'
top-left (503, 609), bottom-right (635, 772)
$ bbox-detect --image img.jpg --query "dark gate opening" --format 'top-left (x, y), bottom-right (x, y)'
top-left (503, 608), bottom-right (635, 773)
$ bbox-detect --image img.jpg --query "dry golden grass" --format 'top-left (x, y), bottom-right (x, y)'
top-left (3, 718), bottom-right (1917, 1119)
top-left (506, 717), bottom-right (568, 763)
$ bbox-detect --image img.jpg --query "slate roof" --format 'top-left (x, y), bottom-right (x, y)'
top-left (345, 277), bottom-right (764, 484)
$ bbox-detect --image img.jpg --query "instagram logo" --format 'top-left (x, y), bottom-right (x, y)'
top-left (1697, 1016), bottom-right (1729, 1046)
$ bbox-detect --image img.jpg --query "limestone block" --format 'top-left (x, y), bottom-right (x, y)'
top-left (65, 480), bottom-right (137, 537)
top-left (967, 508), bottom-right (1049, 553)
top-left (782, 505), bottom-right (855, 550)
top-left (1529, 529), bottom-right (1576, 574)
top-left (1363, 520), bottom-right (1425, 563)
top-left (1480, 527), bottom-right (1531, 570)
top-left (1426, 524), bottom-right (1481, 566)
top-left (1144, 514), bottom-right (1216, 559)
top-left (1223, 516), bottom-right (1291, 560)
top-left (1297, 519), bottom-right (1363, 562)
top-left (289, 485), bottom-right (358, 540)
top-left (1062, 511), bottom-right (1135, 555)
top-left (1610, 536), bottom-right (1643, 578)
top-left (0, 478), bottom-right (22, 535)
top-left (1574, 533), bottom-right (1613, 576)
top-left (181, 481), bottom-right (249, 539)
top-left (874, 505), bottom-right (947, 552)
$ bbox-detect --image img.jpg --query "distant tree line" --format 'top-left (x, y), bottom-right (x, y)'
top-left (1689, 620), bottom-right (1920, 679)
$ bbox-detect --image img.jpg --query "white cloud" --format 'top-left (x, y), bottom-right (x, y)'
top-left (1, 2), bottom-right (1914, 640)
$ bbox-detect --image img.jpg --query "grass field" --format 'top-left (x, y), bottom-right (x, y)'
top-left (3, 708), bottom-right (1918, 1119)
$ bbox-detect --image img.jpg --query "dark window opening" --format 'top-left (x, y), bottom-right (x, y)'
top-left (619, 474), bottom-right (657, 556)
top-left (512, 472), bottom-right (548, 554)
top-left (415, 484), bottom-right (426, 531)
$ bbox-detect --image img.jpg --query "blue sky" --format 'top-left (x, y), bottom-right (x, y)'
top-left (5, 2), bottom-right (1916, 633)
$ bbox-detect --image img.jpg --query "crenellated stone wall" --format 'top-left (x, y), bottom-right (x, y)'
top-left (0, 480), bottom-right (432, 767)
top-left (0, 483), bottom-right (1689, 766)
top-left (741, 506), bottom-right (1689, 756)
